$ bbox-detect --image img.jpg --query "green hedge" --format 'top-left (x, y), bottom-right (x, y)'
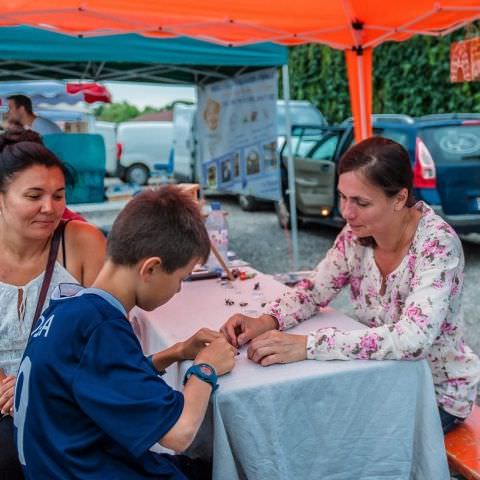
top-left (286, 25), bottom-right (480, 124)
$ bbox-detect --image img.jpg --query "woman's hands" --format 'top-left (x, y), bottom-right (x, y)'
top-left (221, 313), bottom-right (278, 347)
top-left (247, 331), bottom-right (307, 366)
top-left (0, 375), bottom-right (16, 416)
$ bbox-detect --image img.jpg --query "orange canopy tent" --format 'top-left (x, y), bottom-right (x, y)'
top-left (0, 0), bottom-right (479, 141)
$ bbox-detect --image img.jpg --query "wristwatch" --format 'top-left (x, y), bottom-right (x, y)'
top-left (183, 363), bottom-right (218, 392)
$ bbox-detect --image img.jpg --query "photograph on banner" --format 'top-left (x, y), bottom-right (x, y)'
top-left (197, 68), bottom-right (281, 201)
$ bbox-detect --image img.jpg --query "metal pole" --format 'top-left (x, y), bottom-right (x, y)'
top-left (282, 64), bottom-right (299, 271)
top-left (355, 50), bottom-right (368, 140)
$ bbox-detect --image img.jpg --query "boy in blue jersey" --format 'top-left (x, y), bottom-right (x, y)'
top-left (13, 186), bottom-right (237, 479)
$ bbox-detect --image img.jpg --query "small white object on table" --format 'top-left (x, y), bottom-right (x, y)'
top-left (131, 269), bottom-right (449, 480)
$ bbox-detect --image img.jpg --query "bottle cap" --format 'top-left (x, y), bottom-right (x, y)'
top-left (211, 201), bottom-right (221, 211)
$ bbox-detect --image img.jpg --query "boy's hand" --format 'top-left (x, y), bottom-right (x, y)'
top-left (180, 328), bottom-right (223, 360)
top-left (195, 338), bottom-right (237, 376)
top-left (0, 375), bottom-right (16, 416)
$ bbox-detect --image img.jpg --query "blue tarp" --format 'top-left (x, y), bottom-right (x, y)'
top-left (0, 27), bottom-right (287, 83)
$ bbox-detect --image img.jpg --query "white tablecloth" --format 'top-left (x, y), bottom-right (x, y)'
top-left (131, 270), bottom-right (449, 480)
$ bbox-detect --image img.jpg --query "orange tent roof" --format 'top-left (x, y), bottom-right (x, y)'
top-left (1, 0), bottom-right (478, 47)
top-left (1, 0), bottom-right (479, 139)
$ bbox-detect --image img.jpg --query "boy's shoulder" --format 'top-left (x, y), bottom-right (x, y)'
top-left (42, 285), bottom-right (127, 335)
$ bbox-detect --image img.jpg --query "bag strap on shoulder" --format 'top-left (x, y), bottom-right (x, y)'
top-left (31, 220), bottom-right (68, 331)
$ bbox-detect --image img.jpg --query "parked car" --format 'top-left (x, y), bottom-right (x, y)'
top-left (116, 121), bottom-right (174, 185)
top-left (277, 113), bottom-right (480, 234)
top-left (172, 100), bottom-right (326, 210)
top-left (94, 121), bottom-right (118, 176)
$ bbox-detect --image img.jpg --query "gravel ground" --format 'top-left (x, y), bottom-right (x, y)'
top-left (220, 196), bottom-right (480, 359)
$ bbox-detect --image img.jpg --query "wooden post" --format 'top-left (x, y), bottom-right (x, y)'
top-left (209, 238), bottom-right (234, 281)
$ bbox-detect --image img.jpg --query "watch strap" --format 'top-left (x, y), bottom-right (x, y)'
top-left (183, 363), bottom-right (218, 392)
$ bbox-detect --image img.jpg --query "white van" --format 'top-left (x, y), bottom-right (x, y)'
top-left (116, 121), bottom-right (174, 185)
top-left (94, 121), bottom-right (117, 176)
top-left (172, 104), bottom-right (197, 182)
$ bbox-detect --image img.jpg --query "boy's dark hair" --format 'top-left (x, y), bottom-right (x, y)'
top-left (7, 94), bottom-right (33, 114)
top-left (0, 127), bottom-right (71, 192)
top-left (107, 186), bottom-right (210, 272)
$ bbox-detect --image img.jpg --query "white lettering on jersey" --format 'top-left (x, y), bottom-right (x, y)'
top-left (31, 314), bottom-right (54, 338)
top-left (14, 356), bottom-right (31, 466)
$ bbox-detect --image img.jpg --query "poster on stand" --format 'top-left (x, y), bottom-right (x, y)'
top-left (197, 68), bottom-right (281, 201)
top-left (450, 37), bottom-right (480, 83)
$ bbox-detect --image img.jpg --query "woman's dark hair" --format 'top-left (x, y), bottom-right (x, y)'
top-left (338, 136), bottom-right (416, 246)
top-left (0, 127), bottom-right (71, 192)
top-left (107, 185), bottom-right (210, 272)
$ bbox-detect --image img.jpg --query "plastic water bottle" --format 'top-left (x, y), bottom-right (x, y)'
top-left (205, 202), bottom-right (229, 272)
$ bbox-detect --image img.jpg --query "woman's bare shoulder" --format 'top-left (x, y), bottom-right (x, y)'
top-left (65, 220), bottom-right (106, 249)
top-left (64, 220), bottom-right (106, 286)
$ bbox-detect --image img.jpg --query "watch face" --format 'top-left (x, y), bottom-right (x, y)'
top-left (199, 365), bottom-right (214, 376)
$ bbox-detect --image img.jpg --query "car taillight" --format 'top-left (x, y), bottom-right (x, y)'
top-left (116, 143), bottom-right (123, 161)
top-left (413, 137), bottom-right (436, 189)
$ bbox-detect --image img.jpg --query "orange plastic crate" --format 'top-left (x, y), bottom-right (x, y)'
top-left (445, 405), bottom-right (480, 480)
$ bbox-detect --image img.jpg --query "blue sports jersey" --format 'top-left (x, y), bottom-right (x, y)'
top-left (13, 286), bottom-right (186, 479)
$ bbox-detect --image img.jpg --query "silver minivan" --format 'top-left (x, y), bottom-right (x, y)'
top-left (116, 121), bottom-right (174, 184)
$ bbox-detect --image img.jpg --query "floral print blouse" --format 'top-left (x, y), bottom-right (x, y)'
top-left (266, 202), bottom-right (480, 418)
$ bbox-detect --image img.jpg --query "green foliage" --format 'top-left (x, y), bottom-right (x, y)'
top-left (287, 24), bottom-right (480, 125)
top-left (94, 99), bottom-right (195, 122)
top-left (94, 101), bottom-right (141, 122)
top-left (160, 100), bottom-right (195, 111)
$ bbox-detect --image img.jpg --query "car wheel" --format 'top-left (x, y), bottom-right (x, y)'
top-left (238, 194), bottom-right (258, 212)
top-left (125, 164), bottom-right (149, 185)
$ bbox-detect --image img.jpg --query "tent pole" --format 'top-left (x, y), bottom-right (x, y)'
top-left (355, 50), bottom-right (368, 140)
top-left (282, 64), bottom-right (299, 271)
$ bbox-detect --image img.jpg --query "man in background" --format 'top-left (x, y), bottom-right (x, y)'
top-left (7, 94), bottom-right (61, 136)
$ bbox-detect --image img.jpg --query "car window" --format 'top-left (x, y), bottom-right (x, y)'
top-left (375, 128), bottom-right (410, 150)
top-left (309, 134), bottom-right (341, 161)
top-left (297, 137), bottom-right (322, 157)
top-left (418, 125), bottom-right (480, 163)
top-left (277, 104), bottom-right (326, 135)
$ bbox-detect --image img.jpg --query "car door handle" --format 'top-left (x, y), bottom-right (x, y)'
top-left (296, 178), bottom-right (320, 187)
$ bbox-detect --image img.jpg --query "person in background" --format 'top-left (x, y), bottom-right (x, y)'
top-left (0, 129), bottom-right (106, 479)
top-left (222, 136), bottom-right (480, 434)
top-left (14, 186), bottom-right (236, 479)
top-left (7, 94), bottom-right (61, 136)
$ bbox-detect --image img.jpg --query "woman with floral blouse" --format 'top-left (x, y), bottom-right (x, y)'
top-left (222, 136), bottom-right (480, 433)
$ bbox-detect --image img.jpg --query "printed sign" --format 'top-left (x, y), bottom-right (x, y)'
top-left (451, 39), bottom-right (472, 83)
top-left (197, 68), bottom-right (281, 201)
top-left (450, 37), bottom-right (480, 83)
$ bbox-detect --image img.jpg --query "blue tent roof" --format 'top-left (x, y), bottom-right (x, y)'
top-left (0, 27), bottom-right (287, 83)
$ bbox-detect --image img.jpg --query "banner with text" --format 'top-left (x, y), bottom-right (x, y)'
top-left (197, 68), bottom-right (280, 201)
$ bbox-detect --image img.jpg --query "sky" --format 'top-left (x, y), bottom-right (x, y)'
top-left (104, 82), bottom-right (196, 109)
